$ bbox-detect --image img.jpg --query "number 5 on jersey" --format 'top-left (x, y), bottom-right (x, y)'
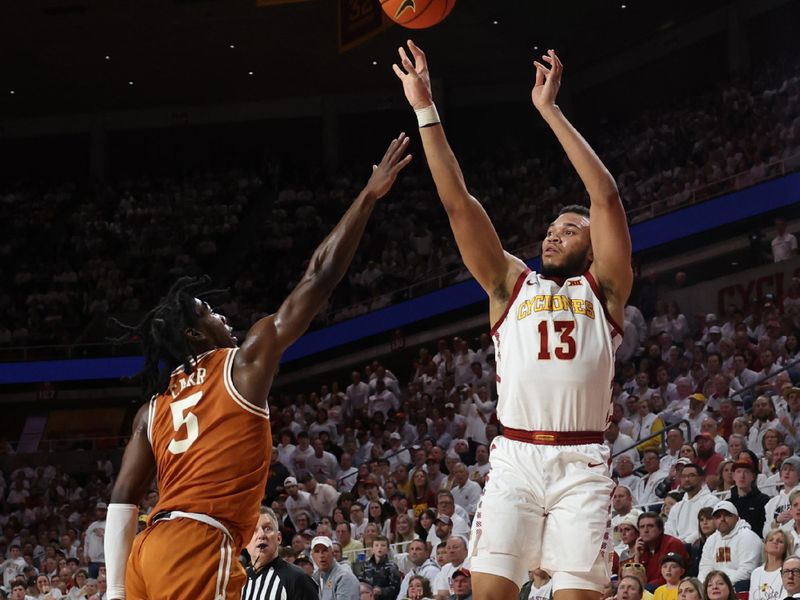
top-left (168, 391), bottom-right (203, 454)
top-left (537, 320), bottom-right (576, 360)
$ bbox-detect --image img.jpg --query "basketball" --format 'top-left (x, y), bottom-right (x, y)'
top-left (381, 0), bottom-right (456, 29)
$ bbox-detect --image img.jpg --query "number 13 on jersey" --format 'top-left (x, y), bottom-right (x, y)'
top-left (537, 320), bottom-right (576, 360)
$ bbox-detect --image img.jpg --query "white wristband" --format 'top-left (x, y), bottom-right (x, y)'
top-left (415, 103), bottom-right (441, 128)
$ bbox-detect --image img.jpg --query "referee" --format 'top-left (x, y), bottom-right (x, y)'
top-left (241, 506), bottom-right (319, 600)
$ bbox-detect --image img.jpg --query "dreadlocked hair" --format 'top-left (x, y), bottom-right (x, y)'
top-left (109, 275), bottom-right (213, 401)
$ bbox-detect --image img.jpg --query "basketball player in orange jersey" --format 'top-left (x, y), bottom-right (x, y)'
top-left (394, 43), bottom-right (632, 600)
top-left (103, 134), bottom-right (412, 600)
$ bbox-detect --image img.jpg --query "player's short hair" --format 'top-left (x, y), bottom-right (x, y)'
top-left (558, 204), bottom-right (590, 219)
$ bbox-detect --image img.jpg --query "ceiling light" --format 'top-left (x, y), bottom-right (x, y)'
top-left (105, 55), bottom-right (110, 61)
top-left (9, 90), bottom-right (15, 95)
top-left (492, 20), bottom-right (498, 25)
top-left (621, 3), bottom-right (627, 7)
top-left (533, 46), bottom-right (539, 50)
top-left (128, 81), bottom-right (134, 86)
top-left (229, 44), bottom-right (235, 49)
top-left (372, 60), bottom-right (378, 65)
top-left (248, 71), bottom-right (254, 76)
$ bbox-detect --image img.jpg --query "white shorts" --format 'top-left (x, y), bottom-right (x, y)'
top-left (468, 435), bottom-right (614, 592)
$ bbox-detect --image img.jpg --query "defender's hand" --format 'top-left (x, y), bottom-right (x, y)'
top-left (364, 133), bottom-right (412, 200)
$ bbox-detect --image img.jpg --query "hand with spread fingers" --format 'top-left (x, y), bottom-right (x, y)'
top-left (392, 40), bottom-right (434, 110)
top-left (364, 133), bottom-right (413, 199)
top-left (532, 49), bottom-right (564, 112)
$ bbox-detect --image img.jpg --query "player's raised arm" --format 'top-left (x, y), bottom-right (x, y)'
top-left (393, 41), bottom-right (525, 310)
top-left (233, 134), bottom-right (412, 400)
top-left (533, 49), bottom-right (632, 321)
top-left (105, 404), bottom-right (156, 600)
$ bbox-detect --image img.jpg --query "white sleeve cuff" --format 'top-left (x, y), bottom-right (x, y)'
top-left (104, 503), bottom-right (139, 600)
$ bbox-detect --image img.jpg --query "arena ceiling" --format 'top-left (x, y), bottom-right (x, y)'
top-left (1, 0), bottom-right (737, 119)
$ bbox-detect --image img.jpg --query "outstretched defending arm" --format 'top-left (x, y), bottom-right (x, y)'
top-left (532, 50), bottom-right (632, 322)
top-left (232, 134), bottom-right (413, 406)
top-left (393, 41), bottom-right (526, 320)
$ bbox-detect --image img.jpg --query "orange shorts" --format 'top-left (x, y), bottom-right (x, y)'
top-left (126, 517), bottom-right (245, 600)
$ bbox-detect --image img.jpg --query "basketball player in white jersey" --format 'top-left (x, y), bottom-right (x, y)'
top-left (394, 43), bottom-right (632, 600)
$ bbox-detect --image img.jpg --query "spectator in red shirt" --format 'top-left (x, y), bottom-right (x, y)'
top-left (627, 512), bottom-right (690, 588)
top-left (694, 433), bottom-right (724, 476)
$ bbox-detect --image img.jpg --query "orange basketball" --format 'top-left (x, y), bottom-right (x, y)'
top-left (381, 0), bottom-right (456, 29)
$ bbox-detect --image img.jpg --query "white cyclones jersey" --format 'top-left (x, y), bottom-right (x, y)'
top-left (491, 268), bottom-right (622, 432)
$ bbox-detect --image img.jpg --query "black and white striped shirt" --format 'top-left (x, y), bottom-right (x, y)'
top-left (241, 551), bottom-right (319, 600)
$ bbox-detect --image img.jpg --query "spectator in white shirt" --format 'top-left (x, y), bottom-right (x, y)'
top-left (605, 419), bottom-right (639, 468)
top-left (664, 463), bottom-right (719, 543)
top-left (467, 445), bottom-right (491, 485)
top-left (452, 339), bottom-right (477, 387)
top-left (308, 408), bottom-right (338, 441)
top-left (346, 371), bottom-right (371, 416)
top-left (368, 379), bottom-right (399, 418)
top-left (625, 304), bottom-right (648, 347)
top-left (337, 453), bottom-right (359, 493)
top-left (748, 396), bottom-right (780, 457)
top-left (763, 455), bottom-right (800, 537)
top-left (306, 438), bottom-right (340, 483)
top-left (290, 432), bottom-right (315, 479)
top-left (83, 502), bottom-right (107, 578)
top-left (448, 463), bottom-right (481, 520)
top-left (771, 218), bottom-right (798, 262)
top-left (698, 500), bottom-right (762, 586)
top-left (285, 476), bottom-right (317, 525)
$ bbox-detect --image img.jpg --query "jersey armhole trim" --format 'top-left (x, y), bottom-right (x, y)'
top-left (490, 268), bottom-right (531, 336)
top-left (583, 270), bottom-right (624, 337)
top-left (224, 348), bottom-right (270, 420)
top-left (146, 395), bottom-right (157, 446)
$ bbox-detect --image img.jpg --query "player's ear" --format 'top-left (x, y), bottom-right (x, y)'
top-left (184, 326), bottom-right (206, 343)
top-left (276, 530), bottom-right (282, 545)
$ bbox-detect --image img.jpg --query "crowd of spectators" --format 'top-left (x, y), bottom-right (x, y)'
top-left (0, 171), bottom-right (260, 348)
top-left (2, 260), bottom-right (800, 599)
top-left (1, 57), bottom-right (798, 352)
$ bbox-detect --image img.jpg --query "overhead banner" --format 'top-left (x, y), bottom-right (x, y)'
top-left (339, 0), bottom-right (390, 53)
top-left (665, 256), bottom-right (800, 316)
top-left (256, 0), bottom-right (313, 6)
